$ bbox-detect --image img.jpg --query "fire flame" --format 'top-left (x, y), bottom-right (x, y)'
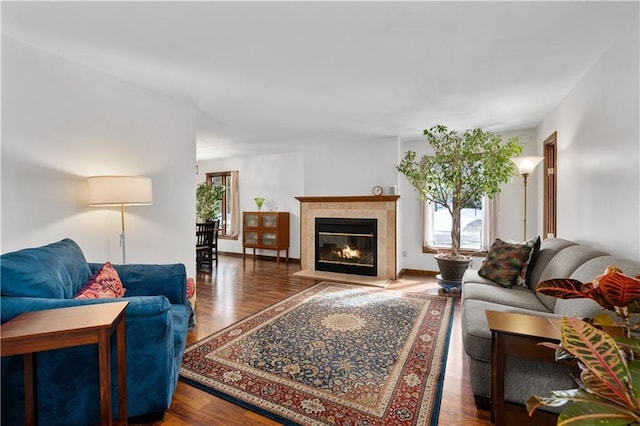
top-left (337, 245), bottom-right (360, 259)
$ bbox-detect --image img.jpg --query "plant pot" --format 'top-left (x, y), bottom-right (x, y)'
top-left (435, 256), bottom-right (472, 282)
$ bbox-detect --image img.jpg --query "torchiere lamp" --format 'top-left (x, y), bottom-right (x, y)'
top-left (88, 176), bottom-right (153, 264)
top-left (511, 156), bottom-right (544, 240)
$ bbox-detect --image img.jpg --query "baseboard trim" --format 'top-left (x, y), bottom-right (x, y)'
top-left (398, 268), bottom-right (438, 278)
top-left (219, 251), bottom-right (301, 264)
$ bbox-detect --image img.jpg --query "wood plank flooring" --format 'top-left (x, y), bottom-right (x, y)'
top-left (149, 255), bottom-right (492, 425)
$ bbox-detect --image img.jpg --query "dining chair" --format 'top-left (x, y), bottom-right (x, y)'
top-left (196, 220), bottom-right (219, 271)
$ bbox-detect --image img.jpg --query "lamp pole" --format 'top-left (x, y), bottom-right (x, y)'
top-left (120, 204), bottom-right (126, 264)
top-left (511, 156), bottom-right (544, 241)
top-left (521, 173), bottom-right (530, 241)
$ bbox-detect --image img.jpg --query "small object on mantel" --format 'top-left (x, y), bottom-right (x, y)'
top-left (372, 185), bottom-right (383, 196)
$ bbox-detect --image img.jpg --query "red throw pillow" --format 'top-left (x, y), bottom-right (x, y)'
top-left (75, 262), bottom-right (126, 299)
top-left (186, 277), bottom-right (195, 300)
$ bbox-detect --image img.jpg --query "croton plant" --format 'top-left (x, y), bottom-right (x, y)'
top-left (527, 266), bottom-right (640, 425)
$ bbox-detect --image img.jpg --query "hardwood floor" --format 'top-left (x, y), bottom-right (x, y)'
top-left (150, 255), bottom-right (492, 425)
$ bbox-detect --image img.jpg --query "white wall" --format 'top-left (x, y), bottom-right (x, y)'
top-left (537, 21), bottom-right (640, 260)
top-left (197, 137), bottom-right (399, 261)
top-left (197, 152), bottom-right (305, 258)
top-left (497, 129), bottom-right (541, 241)
top-left (302, 137), bottom-right (399, 196)
top-left (1, 37), bottom-right (198, 275)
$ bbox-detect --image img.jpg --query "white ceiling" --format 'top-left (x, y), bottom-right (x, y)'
top-left (2, 1), bottom-right (638, 159)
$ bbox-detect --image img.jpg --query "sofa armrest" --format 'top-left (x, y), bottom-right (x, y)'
top-left (1, 294), bottom-right (178, 423)
top-left (1, 295), bottom-right (171, 324)
top-left (89, 262), bottom-right (187, 305)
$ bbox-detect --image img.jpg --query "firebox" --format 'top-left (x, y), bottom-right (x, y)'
top-left (315, 218), bottom-right (377, 277)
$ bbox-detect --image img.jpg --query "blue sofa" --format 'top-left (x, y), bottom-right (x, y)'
top-left (1, 239), bottom-right (190, 425)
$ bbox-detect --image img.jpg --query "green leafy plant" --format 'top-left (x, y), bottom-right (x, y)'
top-left (397, 124), bottom-right (522, 258)
top-left (527, 267), bottom-right (640, 424)
top-left (196, 182), bottom-right (225, 222)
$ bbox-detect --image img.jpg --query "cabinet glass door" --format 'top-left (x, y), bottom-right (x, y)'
top-left (244, 214), bottom-right (259, 228)
top-left (262, 233), bottom-right (277, 246)
top-left (244, 231), bottom-right (259, 245)
top-left (262, 214), bottom-right (277, 228)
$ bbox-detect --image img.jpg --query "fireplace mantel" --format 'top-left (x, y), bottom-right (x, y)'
top-left (295, 195), bottom-right (399, 284)
top-left (295, 195), bottom-right (400, 203)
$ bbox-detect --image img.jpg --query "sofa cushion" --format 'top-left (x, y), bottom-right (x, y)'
top-left (527, 238), bottom-right (576, 289)
top-left (505, 356), bottom-right (577, 412)
top-left (535, 245), bottom-right (609, 312)
top-left (515, 236), bottom-right (541, 287)
top-left (478, 239), bottom-right (533, 287)
top-left (570, 255), bottom-right (640, 283)
top-left (553, 255), bottom-right (640, 318)
top-left (462, 281), bottom-right (550, 312)
top-left (552, 297), bottom-right (603, 319)
top-left (0, 239), bottom-right (92, 299)
top-left (75, 262), bottom-right (126, 299)
top-left (462, 269), bottom-right (550, 313)
top-left (461, 299), bottom-right (560, 362)
top-left (461, 268), bottom-right (497, 292)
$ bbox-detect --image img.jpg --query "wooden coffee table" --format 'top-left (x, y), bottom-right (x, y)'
top-left (1, 301), bottom-right (129, 425)
top-left (485, 310), bottom-right (563, 426)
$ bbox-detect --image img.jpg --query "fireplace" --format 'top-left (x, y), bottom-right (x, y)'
top-left (295, 195), bottom-right (399, 283)
top-left (315, 218), bottom-right (377, 277)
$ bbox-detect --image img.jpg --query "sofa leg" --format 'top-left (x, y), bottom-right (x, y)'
top-left (473, 394), bottom-right (491, 411)
top-left (128, 410), bottom-right (165, 423)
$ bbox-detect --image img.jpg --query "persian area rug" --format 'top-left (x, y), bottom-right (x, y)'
top-left (179, 282), bottom-right (454, 426)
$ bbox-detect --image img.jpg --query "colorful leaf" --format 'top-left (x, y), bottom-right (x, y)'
top-left (537, 278), bottom-right (589, 299)
top-left (529, 267), bottom-right (640, 423)
top-left (616, 339), bottom-right (640, 357)
top-left (527, 388), bottom-right (584, 415)
top-left (597, 271), bottom-right (640, 312)
top-left (537, 267), bottom-right (640, 315)
top-left (560, 317), bottom-right (633, 407)
top-left (527, 388), bottom-right (640, 424)
top-left (558, 400), bottom-right (640, 426)
top-left (584, 285), bottom-right (616, 311)
top-left (592, 314), bottom-right (618, 327)
top-left (630, 360), bottom-right (640, 402)
top-left (580, 369), bottom-right (628, 406)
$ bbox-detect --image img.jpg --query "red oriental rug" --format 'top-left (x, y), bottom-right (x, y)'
top-left (179, 282), bottom-right (454, 425)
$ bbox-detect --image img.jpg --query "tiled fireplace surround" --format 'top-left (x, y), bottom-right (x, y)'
top-left (295, 196), bottom-right (399, 283)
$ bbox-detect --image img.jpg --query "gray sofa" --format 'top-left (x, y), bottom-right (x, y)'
top-left (461, 237), bottom-right (640, 413)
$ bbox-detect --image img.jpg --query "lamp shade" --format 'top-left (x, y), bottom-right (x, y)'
top-left (87, 176), bottom-right (153, 206)
top-left (511, 156), bottom-right (544, 176)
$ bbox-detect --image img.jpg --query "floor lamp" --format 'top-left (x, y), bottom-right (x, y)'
top-left (88, 176), bottom-right (153, 264)
top-left (511, 156), bottom-right (544, 241)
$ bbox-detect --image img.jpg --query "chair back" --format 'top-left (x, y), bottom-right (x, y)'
top-left (196, 222), bottom-right (216, 247)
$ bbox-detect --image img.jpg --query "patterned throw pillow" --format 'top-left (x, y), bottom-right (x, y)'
top-left (75, 262), bottom-right (126, 299)
top-left (478, 239), bottom-right (534, 288)
top-left (515, 236), bottom-right (541, 287)
top-left (186, 277), bottom-right (196, 301)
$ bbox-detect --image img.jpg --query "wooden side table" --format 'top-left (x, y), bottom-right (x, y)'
top-left (1, 301), bottom-right (129, 425)
top-left (485, 310), bottom-right (563, 426)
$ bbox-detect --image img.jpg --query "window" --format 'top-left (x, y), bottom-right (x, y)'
top-left (206, 171), bottom-right (239, 239)
top-left (422, 196), bottom-right (496, 253)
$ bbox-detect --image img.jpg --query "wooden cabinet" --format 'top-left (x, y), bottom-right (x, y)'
top-left (242, 212), bottom-right (290, 264)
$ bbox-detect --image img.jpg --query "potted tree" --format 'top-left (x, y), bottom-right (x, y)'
top-left (196, 182), bottom-right (225, 223)
top-left (397, 124), bottom-right (522, 281)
